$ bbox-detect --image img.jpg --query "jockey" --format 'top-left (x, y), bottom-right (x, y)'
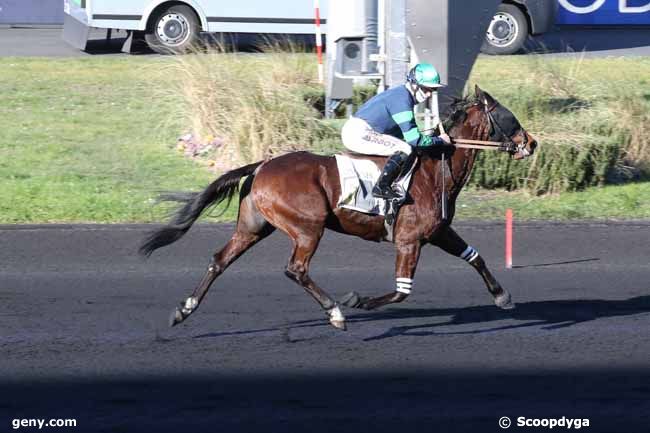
top-left (341, 63), bottom-right (452, 200)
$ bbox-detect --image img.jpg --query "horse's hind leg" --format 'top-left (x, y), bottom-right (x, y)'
top-left (341, 241), bottom-right (421, 311)
top-left (170, 191), bottom-right (274, 326)
top-left (283, 228), bottom-right (346, 330)
top-left (432, 225), bottom-right (515, 309)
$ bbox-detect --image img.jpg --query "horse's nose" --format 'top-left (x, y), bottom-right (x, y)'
top-left (526, 132), bottom-right (538, 154)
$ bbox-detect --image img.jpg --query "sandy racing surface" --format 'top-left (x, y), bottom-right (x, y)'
top-left (1, 222), bottom-right (649, 432)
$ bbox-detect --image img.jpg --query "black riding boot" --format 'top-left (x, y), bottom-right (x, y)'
top-left (372, 151), bottom-right (408, 200)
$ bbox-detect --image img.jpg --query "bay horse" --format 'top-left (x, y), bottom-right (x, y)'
top-left (140, 85), bottom-right (537, 330)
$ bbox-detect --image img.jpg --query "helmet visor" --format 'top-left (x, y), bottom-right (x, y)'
top-left (418, 85), bottom-right (440, 95)
top-left (420, 83), bottom-right (443, 91)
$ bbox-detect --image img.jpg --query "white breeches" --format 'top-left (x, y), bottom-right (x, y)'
top-left (341, 117), bottom-right (413, 156)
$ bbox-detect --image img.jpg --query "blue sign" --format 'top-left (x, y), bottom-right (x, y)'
top-left (557, 0), bottom-right (650, 25)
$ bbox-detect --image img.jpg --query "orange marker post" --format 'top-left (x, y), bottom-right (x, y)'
top-left (314, 0), bottom-right (324, 83)
top-left (505, 208), bottom-right (513, 269)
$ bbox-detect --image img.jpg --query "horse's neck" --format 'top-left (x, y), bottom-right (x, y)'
top-left (449, 149), bottom-right (477, 195)
top-left (415, 114), bottom-right (486, 196)
top-left (447, 113), bottom-right (490, 192)
top-left (417, 150), bottom-right (475, 191)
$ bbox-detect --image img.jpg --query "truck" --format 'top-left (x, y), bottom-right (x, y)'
top-left (62, 0), bottom-right (329, 54)
top-left (482, 0), bottom-right (556, 55)
top-left (482, 0), bottom-right (650, 54)
top-left (55, 0), bottom-right (650, 55)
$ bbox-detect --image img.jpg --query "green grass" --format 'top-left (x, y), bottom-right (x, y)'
top-left (0, 57), bottom-right (227, 223)
top-left (466, 55), bottom-right (650, 193)
top-left (456, 182), bottom-right (650, 220)
top-left (1, 56), bottom-right (649, 223)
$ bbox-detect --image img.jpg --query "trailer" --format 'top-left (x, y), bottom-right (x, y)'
top-left (556, 0), bottom-right (650, 25)
top-left (62, 0), bottom-right (328, 54)
top-left (481, 0), bottom-right (650, 55)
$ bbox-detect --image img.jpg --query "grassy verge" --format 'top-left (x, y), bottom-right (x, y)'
top-left (1, 55), bottom-right (649, 223)
top-left (0, 57), bottom-right (223, 223)
top-left (456, 182), bottom-right (650, 221)
top-left (164, 49), bottom-right (650, 194)
top-left (468, 55), bottom-right (650, 193)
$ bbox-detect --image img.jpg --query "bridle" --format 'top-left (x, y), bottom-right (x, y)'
top-left (484, 101), bottom-right (531, 158)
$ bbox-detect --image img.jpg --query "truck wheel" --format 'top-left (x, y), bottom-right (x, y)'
top-left (481, 4), bottom-right (529, 55)
top-left (145, 5), bottom-right (200, 54)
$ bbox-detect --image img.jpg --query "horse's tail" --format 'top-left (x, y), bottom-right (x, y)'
top-left (139, 160), bottom-right (264, 257)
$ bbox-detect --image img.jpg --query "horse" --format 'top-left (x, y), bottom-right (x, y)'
top-left (139, 85), bottom-right (538, 331)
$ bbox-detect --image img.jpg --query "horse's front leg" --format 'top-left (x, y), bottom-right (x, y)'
top-left (341, 241), bottom-right (421, 310)
top-left (432, 225), bottom-right (515, 309)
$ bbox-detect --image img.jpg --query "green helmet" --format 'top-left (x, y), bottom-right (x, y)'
top-left (407, 63), bottom-right (442, 88)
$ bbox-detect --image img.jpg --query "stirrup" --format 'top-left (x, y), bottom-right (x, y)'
top-left (372, 184), bottom-right (399, 200)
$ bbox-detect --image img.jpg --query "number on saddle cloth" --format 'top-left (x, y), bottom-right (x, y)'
top-left (334, 154), bottom-right (415, 221)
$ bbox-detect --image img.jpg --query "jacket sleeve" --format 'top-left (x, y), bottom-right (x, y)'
top-left (389, 108), bottom-right (443, 147)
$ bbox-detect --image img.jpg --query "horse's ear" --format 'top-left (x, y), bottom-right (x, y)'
top-left (481, 89), bottom-right (496, 108)
top-left (474, 85), bottom-right (482, 98)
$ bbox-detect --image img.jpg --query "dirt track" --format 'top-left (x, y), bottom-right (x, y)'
top-left (1, 222), bottom-right (649, 432)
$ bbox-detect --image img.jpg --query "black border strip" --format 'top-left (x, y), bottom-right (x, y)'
top-left (93, 14), bottom-right (142, 20)
top-left (208, 17), bottom-right (326, 24)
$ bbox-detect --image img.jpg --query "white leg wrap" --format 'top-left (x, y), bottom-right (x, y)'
top-left (396, 277), bottom-right (413, 295)
top-left (182, 296), bottom-right (198, 314)
top-left (460, 246), bottom-right (479, 263)
top-left (327, 305), bottom-right (345, 322)
top-left (185, 297), bottom-right (197, 310)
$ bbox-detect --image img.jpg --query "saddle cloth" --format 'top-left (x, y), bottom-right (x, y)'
top-left (334, 154), bottom-right (415, 216)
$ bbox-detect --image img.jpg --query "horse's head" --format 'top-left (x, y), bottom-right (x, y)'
top-left (470, 85), bottom-right (537, 160)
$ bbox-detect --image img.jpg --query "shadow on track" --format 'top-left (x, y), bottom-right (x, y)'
top-left (3, 370), bottom-right (650, 433)
top-left (512, 257), bottom-right (600, 269)
top-left (194, 296), bottom-right (650, 341)
top-left (358, 295), bottom-right (650, 341)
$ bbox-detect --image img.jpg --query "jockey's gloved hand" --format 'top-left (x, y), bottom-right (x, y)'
top-left (417, 133), bottom-right (450, 148)
top-left (422, 127), bottom-right (437, 136)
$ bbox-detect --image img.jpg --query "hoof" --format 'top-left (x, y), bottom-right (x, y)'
top-left (495, 291), bottom-right (516, 310)
top-left (169, 307), bottom-right (185, 327)
top-left (330, 320), bottom-right (347, 331)
top-left (340, 291), bottom-right (361, 308)
top-left (327, 305), bottom-right (347, 331)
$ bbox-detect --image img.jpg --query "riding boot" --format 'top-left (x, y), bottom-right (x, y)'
top-left (372, 151), bottom-right (408, 200)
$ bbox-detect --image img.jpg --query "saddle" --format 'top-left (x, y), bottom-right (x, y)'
top-left (335, 152), bottom-right (416, 241)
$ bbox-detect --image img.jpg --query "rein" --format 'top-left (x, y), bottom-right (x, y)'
top-left (451, 139), bottom-right (508, 151)
top-left (443, 103), bottom-right (509, 151)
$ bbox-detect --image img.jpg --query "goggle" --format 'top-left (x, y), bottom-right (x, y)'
top-left (418, 86), bottom-right (437, 93)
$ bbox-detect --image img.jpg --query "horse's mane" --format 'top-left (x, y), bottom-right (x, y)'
top-left (441, 95), bottom-right (479, 132)
top-left (416, 95), bottom-right (481, 164)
